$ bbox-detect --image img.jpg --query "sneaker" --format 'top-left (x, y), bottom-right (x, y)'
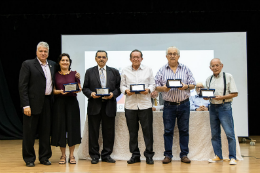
top-left (229, 158), bottom-right (237, 165)
top-left (208, 155), bottom-right (223, 163)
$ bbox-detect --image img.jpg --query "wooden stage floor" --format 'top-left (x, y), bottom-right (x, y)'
top-left (0, 136), bottom-right (260, 173)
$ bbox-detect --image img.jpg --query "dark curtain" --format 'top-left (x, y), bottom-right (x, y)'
top-left (0, 58), bottom-right (23, 139)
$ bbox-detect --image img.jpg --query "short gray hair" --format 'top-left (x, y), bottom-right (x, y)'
top-left (37, 41), bottom-right (49, 52)
top-left (210, 58), bottom-right (223, 66)
top-left (166, 46), bottom-right (180, 55)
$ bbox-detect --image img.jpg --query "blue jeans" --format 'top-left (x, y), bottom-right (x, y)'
top-left (163, 100), bottom-right (190, 158)
top-left (209, 102), bottom-right (236, 160)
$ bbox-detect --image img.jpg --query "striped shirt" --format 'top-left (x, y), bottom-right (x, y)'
top-left (155, 63), bottom-right (196, 102)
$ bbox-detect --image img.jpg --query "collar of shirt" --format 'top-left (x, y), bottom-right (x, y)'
top-left (37, 57), bottom-right (48, 66)
top-left (98, 65), bottom-right (106, 71)
top-left (131, 64), bottom-right (143, 71)
top-left (212, 71), bottom-right (223, 79)
top-left (165, 62), bottom-right (183, 70)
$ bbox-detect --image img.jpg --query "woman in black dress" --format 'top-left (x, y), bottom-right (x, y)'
top-left (51, 53), bottom-right (81, 164)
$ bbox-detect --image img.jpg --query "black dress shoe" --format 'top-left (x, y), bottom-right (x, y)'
top-left (40, 160), bottom-right (51, 165)
top-left (146, 157), bottom-right (154, 164)
top-left (91, 158), bottom-right (99, 164)
top-left (127, 157), bottom-right (141, 164)
top-left (26, 162), bottom-right (35, 167)
top-left (102, 156), bottom-right (116, 163)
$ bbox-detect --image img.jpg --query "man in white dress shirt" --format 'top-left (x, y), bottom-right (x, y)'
top-left (120, 49), bottom-right (155, 165)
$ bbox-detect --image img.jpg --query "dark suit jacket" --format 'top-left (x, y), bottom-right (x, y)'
top-left (19, 58), bottom-right (56, 114)
top-left (82, 65), bottom-right (121, 117)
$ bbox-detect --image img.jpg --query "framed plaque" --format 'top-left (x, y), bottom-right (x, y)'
top-left (96, 88), bottom-right (110, 96)
top-left (130, 84), bottom-right (145, 94)
top-left (200, 89), bottom-right (216, 98)
top-left (166, 79), bottom-right (182, 88)
top-left (63, 82), bottom-right (79, 92)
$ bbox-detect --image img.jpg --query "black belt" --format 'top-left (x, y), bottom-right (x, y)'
top-left (165, 98), bottom-right (189, 105)
top-left (102, 99), bottom-right (108, 102)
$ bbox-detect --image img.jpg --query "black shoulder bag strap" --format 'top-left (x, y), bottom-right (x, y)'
top-left (209, 72), bottom-right (226, 104)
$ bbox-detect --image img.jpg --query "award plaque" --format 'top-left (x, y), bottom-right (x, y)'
top-left (130, 84), bottom-right (145, 94)
top-left (63, 82), bottom-right (79, 92)
top-left (200, 89), bottom-right (216, 98)
top-left (166, 79), bottom-right (182, 88)
top-left (96, 88), bottom-right (110, 96)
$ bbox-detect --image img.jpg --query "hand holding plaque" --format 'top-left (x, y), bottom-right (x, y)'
top-left (166, 79), bottom-right (182, 88)
top-left (63, 82), bottom-right (80, 92)
top-left (96, 88), bottom-right (110, 96)
top-left (200, 89), bottom-right (216, 98)
top-left (130, 84), bottom-right (145, 94)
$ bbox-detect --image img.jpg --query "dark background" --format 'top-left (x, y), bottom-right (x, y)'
top-left (0, 1), bottom-right (259, 139)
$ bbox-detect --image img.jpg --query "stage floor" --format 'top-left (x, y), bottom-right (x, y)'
top-left (0, 136), bottom-right (260, 173)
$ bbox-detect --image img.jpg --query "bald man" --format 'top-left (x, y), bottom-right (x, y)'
top-left (204, 58), bottom-right (238, 165)
top-left (190, 82), bottom-right (209, 111)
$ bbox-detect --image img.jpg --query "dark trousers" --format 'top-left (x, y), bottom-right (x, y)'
top-left (22, 96), bottom-right (52, 163)
top-left (125, 108), bottom-right (154, 158)
top-left (88, 101), bottom-right (115, 159)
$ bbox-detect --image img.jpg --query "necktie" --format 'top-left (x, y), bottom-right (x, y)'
top-left (154, 98), bottom-right (158, 106)
top-left (100, 68), bottom-right (106, 88)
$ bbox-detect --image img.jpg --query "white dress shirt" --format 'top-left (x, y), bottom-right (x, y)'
top-left (120, 64), bottom-right (155, 110)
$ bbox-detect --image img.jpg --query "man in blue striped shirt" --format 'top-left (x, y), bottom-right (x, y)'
top-left (155, 46), bottom-right (196, 164)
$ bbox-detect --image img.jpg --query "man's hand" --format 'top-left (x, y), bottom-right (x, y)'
top-left (103, 92), bottom-right (113, 99)
top-left (178, 82), bottom-right (188, 90)
top-left (125, 89), bottom-right (135, 96)
top-left (196, 106), bottom-right (208, 111)
top-left (203, 106), bottom-right (208, 111)
top-left (152, 107), bottom-right (156, 111)
top-left (212, 95), bottom-right (223, 100)
top-left (75, 71), bottom-right (80, 79)
top-left (24, 107), bottom-right (31, 116)
top-left (196, 106), bottom-right (203, 111)
top-left (140, 88), bottom-right (150, 95)
top-left (91, 92), bottom-right (101, 98)
top-left (203, 97), bottom-right (210, 100)
top-left (162, 84), bottom-right (171, 92)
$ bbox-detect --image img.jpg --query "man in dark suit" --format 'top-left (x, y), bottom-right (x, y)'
top-left (82, 50), bottom-right (121, 164)
top-left (19, 42), bottom-right (56, 167)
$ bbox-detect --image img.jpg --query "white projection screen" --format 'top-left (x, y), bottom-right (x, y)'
top-left (61, 33), bottom-right (248, 137)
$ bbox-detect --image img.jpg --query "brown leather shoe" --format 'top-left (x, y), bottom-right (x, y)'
top-left (181, 156), bottom-right (191, 163)
top-left (162, 156), bottom-right (172, 164)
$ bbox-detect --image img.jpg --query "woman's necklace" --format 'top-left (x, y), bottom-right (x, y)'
top-left (59, 70), bottom-right (70, 75)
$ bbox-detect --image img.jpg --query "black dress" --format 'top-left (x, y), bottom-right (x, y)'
top-left (51, 71), bottom-right (81, 147)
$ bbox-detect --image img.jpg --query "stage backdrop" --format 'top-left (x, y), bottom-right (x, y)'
top-left (62, 32), bottom-right (247, 137)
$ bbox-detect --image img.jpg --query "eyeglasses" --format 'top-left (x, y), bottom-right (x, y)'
top-left (97, 56), bottom-right (107, 59)
top-left (132, 56), bottom-right (142, 60)
top-left (167, 53), bottom-right (179, 57)
top-left (210, 64), bottom-right (222, 68)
